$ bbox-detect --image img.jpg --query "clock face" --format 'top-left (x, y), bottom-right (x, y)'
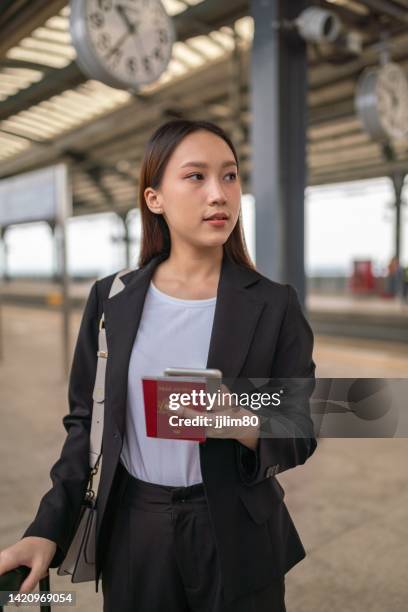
top-left (70, 0), bottom-right (175, 90)
top-left (376, 63), bottom-right (408, 141)
top-left (355, 62), bottom-right (408, 142)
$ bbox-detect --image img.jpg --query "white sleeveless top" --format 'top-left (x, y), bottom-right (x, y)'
top-left (119, 280), bottom-right (217, 486)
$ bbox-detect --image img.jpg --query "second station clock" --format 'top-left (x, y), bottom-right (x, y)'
top-left (70, 0), bottom-right (175, 90)
top-left (355, 62), bottom-right (408, 142)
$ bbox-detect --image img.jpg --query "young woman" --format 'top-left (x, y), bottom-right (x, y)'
top-left (0, 119), bottom-right (317, 612)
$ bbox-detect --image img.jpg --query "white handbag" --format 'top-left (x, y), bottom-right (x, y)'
top-left (57, 268), bottom-right (130, 582)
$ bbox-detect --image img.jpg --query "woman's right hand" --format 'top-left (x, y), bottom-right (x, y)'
top-left (0, 537), bottom-right (57, 594)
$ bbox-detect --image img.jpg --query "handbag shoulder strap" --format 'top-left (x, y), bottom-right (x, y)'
top-left (89, 268), bottom-right (132, 469)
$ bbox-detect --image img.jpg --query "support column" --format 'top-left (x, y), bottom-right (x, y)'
top-left (390, 171), bottom-right (406, 299)
top-left (54, 164), bottom-right (71, 380)
top-left (0, 226), bottom-right (10, 281)
top-left (48, 221), bottom-right (59, 282)
top-left (391, 172), bottom-right (404, 262)
top-left (250, 0), bottom-right (308, 305)
top-left (0, 227), bottom-right (5, 362)
top-left (116, 212), bottom-right (132, 269)
top-left (228, 24), bottom-right (246, 161)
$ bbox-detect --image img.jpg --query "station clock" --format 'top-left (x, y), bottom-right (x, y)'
top-left (70, 0), bottom-right (175, 90)
top-left (355, 62), bottom-right (408, 142)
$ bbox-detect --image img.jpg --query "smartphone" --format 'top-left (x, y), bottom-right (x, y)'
top-left (163, 367), bottom-right (223, 379)
top-left (163, 368), bottom-right (224, 414)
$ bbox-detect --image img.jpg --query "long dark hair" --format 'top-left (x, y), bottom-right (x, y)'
top-left (137, 119), bottom-right (255, 270)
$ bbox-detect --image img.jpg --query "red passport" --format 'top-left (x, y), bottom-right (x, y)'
top-left (142, 376), bottom-right (208, 442)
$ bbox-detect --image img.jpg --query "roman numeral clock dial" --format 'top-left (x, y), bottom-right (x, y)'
top-left (70, 0), bottom-right (175, 90)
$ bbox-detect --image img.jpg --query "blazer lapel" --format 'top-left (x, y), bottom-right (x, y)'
top-left (103, 249), bottom-right (265, 435)
top-left (205, 253), bottom-right (266, 376)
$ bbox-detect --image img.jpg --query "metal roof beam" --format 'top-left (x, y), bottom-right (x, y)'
top-left (71, 202), bottom-right (134, 218)
top-left (309, 157), bottom-right (408, 184)
top-left (0, 126), bottom-right (41, 143)
top-left (309, 99), bottom-right (355, 125)
top-left (86, 167), bottom-right (115, 207)
top-left (0, 58), bottom-right (53, 72)
top-left (66, 151), bottom-right (135, 208)
top-left (67, 150), bottom-right (136, 185)
top-left (0, 0), bottom-right (68, 57)
top-left (0, 62), bottom-right (84, 122)
top-left (175, 0), bottom-right (248, 40)
top-left (356, 0), bottom-right (408, 24)
top-left (314, 0), bottom-right (372, 26)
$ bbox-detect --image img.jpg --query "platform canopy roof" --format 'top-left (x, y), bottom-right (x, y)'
top-left (0, 0), bottom-right (408, 217)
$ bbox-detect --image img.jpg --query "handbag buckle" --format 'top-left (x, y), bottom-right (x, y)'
top-left (85, 488), bottom-right (95, 501)
top-left (85, 459), bottom-right (100, 501)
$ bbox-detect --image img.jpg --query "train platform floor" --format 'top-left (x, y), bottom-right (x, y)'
top-left (1, 279), bottom-right (407, 315)
top-left (0, 304), bottom-right (407, 612)
top-left (309, 292), bottom-right (408, 316)
top-left (2, 279), bottom-right (407, 343)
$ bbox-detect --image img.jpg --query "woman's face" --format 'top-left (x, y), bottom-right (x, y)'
top-left (144, 130), bottom-right (242, 251)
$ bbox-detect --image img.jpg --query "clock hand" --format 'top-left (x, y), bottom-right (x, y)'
top-left (117, 4), bottom-right (149, 66)
top-left (115, 4), bottom-right (156, 74)
top-left (384, 85), bottom-right (399, 111)
top-left (106, 6), bottom-right (142, 61)
top-left (116, 3), bottom-right (141, 13)
top-left (116, 4), bottom-right (139, 34)
top-left (106, 29), bottom-right (130, 59)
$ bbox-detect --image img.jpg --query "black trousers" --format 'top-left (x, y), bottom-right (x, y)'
top-left (102, 462), bottom-right (286, 612)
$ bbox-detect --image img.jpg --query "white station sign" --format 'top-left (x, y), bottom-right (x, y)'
top-left (0, 164), bottom-right (71, 226)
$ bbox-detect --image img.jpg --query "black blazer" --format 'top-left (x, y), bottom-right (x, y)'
top-left (22, 248), bottom-right (317, 606)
